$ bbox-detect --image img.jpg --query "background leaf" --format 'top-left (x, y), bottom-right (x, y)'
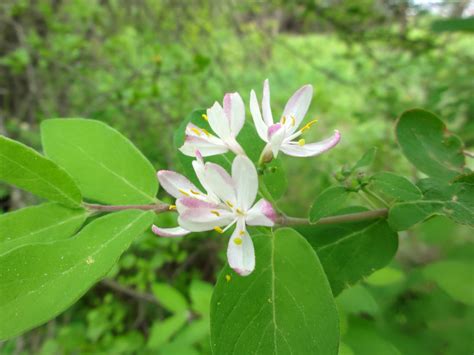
top-left (152, 283), bottom-right (189, 313)
top-left (352, 147), bottom-right (377, 171)
top-left (395, 109), bottom-right (465, 181)
top-left (0, 203), bottom-right (87, 255)
top-left (297, 207), bottom-right (398, 295)
top-left (0, 209), bottom-right (154, 340)
top-left (41, 119), bottom-right (158, 205)
top-left (369, 172), bottom-right (422, 202)
top-left (310, 186), bottom-right (351, 223)
top-left (210, 228), bottom-right (339, 355)
top-left (0, 135), bottom-right (82, 207)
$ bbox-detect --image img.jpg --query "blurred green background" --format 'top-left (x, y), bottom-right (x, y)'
top-left (0, 0), bottom-right (473, 354)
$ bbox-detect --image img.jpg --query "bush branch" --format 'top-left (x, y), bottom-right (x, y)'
top-left (277, 208), bottom-right (388, 226)
top-left (84, 202), bottom-right (170, 213)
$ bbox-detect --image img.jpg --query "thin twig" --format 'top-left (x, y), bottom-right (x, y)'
top-left (464, 150), bottom-right (474, 158)
top-left (277, 208), bottom-right (388, 226)
top-left (84, 202), bottom-right (170, 213)
top-left (101, 279), bottom-right (158, 305)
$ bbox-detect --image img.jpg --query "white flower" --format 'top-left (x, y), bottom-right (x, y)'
top-left (152, 153), bottom-right (276, 276)
top-left (250, 79), bottom-right (341, 160)
top-left (179, 93), bottom-right (246, 157)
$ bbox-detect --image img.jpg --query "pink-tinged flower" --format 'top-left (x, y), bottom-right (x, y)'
top-left (179, 93), bottom-right (246, 157)
top-left (152, 154), bottom-right (276, 276)
top-left (250, 79), bottom-right (341, 160)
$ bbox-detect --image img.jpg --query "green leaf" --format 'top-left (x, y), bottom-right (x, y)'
top-left (147, 312), bottom-right (188, 349)
top-left (337, 284), bottom-right (379, 316)
top-left (364, 267), bottom-right (405, 287)
top-left (297, 207), bottom-right (398, 295)
top-left (0, 135), bottom-right (82, 207)
top-left (211, 228), bottom-right (339, 355)
top-left (0, 203), bottom-right (87, 255)
top-left (41, 119), bottom-right (158, 204)
top-left (395, 109), bottom-right (465, 181)
top-left (173, 319), bottom-right (209, 346)
top-left (352, 147), bottom-right (377, 171)
top-left (152, 283), bottom-right (188, 313)
top-left (432, 17), bottom-right (474, 33)
top-left (310, 186), bottom-right (351, 223)
top-left (369, 172), bottom-right (422, 202)
top-left (423, 260), bottom-right (474, 305)
top-left (189, 280), bottom-right (213, 316)
top-left (0, 209), bottom-right (154, 340)
top-left (388, 178), bottom-right (473, 230)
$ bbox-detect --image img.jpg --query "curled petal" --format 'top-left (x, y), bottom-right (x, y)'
top-left (223, 92), bottom-right (245, 137)
top-left (250, 89), bottom-right (268, 142)
top-left (262, 79), bottom-right (273, 126)
top-left (157, 170), bottom-right (201, 199)
top-left (282, 84), bottom-right (313, 133)
top-left (207, 102), bottom-right (231, 140)
top-left (232, 155), bottom-right (258, 211)
top-left (227, 221), bottom-right (255, 276)
top-left (151, 225), bottom-right (190, 238)
top-left (246, 199), bottom-right (276, 227)
top-left (280, 130), bottom-right (341, 157)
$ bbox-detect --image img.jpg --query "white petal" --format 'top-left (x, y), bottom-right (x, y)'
top-left (280, 130), bottom-right (341, 157)
top-left (151, 225), bottom-right (190, 238)
top-left (282, 84), bottom-right (313, 133)
top-left (223, 92), bottom-right (245, 137)
top-left (192, 159), bottom-right (219, 203)
top-left (207, 102), bottom-right (231, 140)
top-left (232, 155), bottom-right (258, 211)
top-left (157, 170), bottom-right (202, 199)
top-left (262, 79), bottom-right (273, 126)
top-left (204, 162), bottom-right (237, 204)
top-left (227, 220), bottom-right (255, 276)
top-left (250, 90), bottom-right (269, 141)
top-left (268, 124), bottom-right (286, 158)
top-left (179, 135), bottom-right (229, 157)
top-left (246, 199), bottom-right (276, 227)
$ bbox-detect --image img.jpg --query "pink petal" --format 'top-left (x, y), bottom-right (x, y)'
top-left (281, 130), bottom-right (341, 157)
top-left (151, 225), bottom-right (190, 238)
top-left (223, 92), bottom-right (245, 137)
top-left (246, 199), bottom-right (276, 227)
top-left (282, 84), bottom-right (313, 133)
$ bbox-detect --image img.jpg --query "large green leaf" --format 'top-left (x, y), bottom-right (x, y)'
top-left (388, 178), bottom-right (473, 230)
top-left (395, 109), bottom-right (465, 181)
top-left (41, 119), bottom-right (158, 204)
top-left (297, 207), bottom-right (398, 296)
top-left (0, 203), bottom-right (87, 255)
top-left (310, 186), bottom-right (351, 223)
top-left (0, 135), bottom-right (82, 207)
top-left (423, 260), bottom-right (474, 305)
top-left (0, 209), bottom-right (154, 340)
top-left (210, 228), bottom-right (339, 355)
top-left (174, 110), bottom-right (287, 200)
top-left (368, 172), bottom-right (422, 202)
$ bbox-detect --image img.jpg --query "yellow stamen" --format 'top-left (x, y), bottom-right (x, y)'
top-left (281, 116), bottom-right (287, 124)
top-left (210, 210), bottom-right (221, 216)
top-left (214, 226), bottom-right (224, 234)
top-left (190, 127), bottom-right (202, 136)
top-left (236, 208), bottom-right (245, 215)
top-left (226, 200), bottom-right (234, 208)
top-left (178, 188), bottom-right (190, 196)
top-left (225, 274), bottom-right (231, 282)
top-left (190, 189), bottom-right (201, 195)
top-left (239, 230), bottom-right (245, 236)
top-left (168, 204), bottom-right (177, 211)
top-left (300, 119), bottom-right (318, 132)
top-left (201, 128), bottom-right (211, 137)
top-left (202, 113), bottom-right (209, 121)
top-left (234, 237), bottom-right (242, 245)
top-left (298, 139), bottom-right (305, 146)
top-left (291, 115), bottom-right (296, 126)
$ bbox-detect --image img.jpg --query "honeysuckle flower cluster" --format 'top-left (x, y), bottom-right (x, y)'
top-left (153, 79), bottom-right (341, 276)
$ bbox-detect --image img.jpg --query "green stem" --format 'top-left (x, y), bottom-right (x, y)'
top-left (362, 187), bottom-right (389, 208)
top-left (278, 208), bottom-right (388, 226)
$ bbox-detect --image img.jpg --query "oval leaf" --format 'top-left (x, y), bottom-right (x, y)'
top-left (0, 203), bottom-right (87, 255)
top-left (0, 135), bottom-right (82, 207)
top-left (41, 119), bottom-right (158, 204)
top-left (395, 109), bottom-right (465, 181)
top-left (210, 228), bottom-right (339, 355)
top-left (369, 172), bottom-right (422, 202)
top-left (310, 186), bottom-right (351, 223)
top-left (0, 209), bottom-right (154, 339)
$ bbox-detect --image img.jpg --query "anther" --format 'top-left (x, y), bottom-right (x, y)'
top-left (236, 208), bottom-right (244, 215)
top-left (210, 210), bottom-right (221, 216)
top-left (291, 116), bottom-right (296, 126)
top-left (190, 127), bottom-right (202, 136)
top-left (168, 204), bottom-right (177, 210)
top-left (214, 226), bottom-right (224, 234)
top-left (226, 200), bottom-right (234, 208)
top-left (178, 188), bottom-right (190, 196)
top-left (202, 113), bottom-right (209, 121)
top-left (298, 139), bottom-right (305, 146)
top-left (234, 237), bottom-right (242, 245)
top-left (281, 116), bottom-right (287, 124)
top-left (190, 189), bottom-right (201, 195)
top-left (239, 230), bottom-right (245, 236)
top-left (201, 128), bottom-right (211, 137)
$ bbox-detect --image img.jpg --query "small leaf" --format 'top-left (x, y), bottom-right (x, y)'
top-left (368, 172), bottom-right (422, 203)
top-left (152, 283), bottom-right (188, 313)
top-left (352, 147), bottom-right (377, 171)
top-left (173, 319), bottom-right (209, 346)
top-left (364, 267), bottom-right (405, 286)
top-left (211, 228), bottom-right (339, 355)
top-left (147, 312), bottom-right (188, 349)
top-left (41, 119), bottom-right (158, 204)
top-left (310, 186), bottom-right (351, 223)
top-left (189, 280), bottom-right (213, 316)
top-left (388, 178), bottom-right (473, 230)
top-left (297, 207), bottom-right (398, 296)
top-left (0, 203), bottom-right (87, 255)
top-left (423, 260), bottom-right (474, 305)
top-left (337, 284), bottom-right (379, 316)
top-left (0, 135), bottom-right (81, 207)
top-left (0, 210), bottom-right (154, 340)
top-left (395, 109), bottom-right (465, 181)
